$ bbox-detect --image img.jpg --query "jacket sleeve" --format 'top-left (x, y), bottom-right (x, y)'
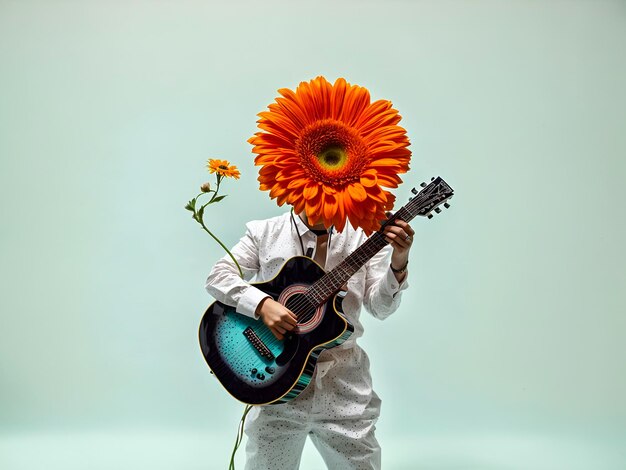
top-left (362, 244), bottom-right (409, 320)
top-left (204, 221), bottom-right (270, 319)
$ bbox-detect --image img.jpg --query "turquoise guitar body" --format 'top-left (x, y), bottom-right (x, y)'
top-left (199, 256), bottom-right (353, 405)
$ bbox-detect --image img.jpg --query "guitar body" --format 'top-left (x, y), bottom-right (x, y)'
top-left (198, 256), bottom-right (354, 405)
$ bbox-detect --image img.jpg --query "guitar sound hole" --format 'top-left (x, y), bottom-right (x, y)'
top-left (285, 293), bottom-right (316, 324)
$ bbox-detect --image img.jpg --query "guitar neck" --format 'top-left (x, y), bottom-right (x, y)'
top-left (303, 176), bottom-right (454, 305)
top-left (304, 206), bottom-right (414, 305)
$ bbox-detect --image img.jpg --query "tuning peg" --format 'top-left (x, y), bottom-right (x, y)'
top-left (420, 182), bottom-right (427, 188)
top-left (434, 207), bottom-right (442, 214)
top-left (431, 176), bottom-right (435, 181)
top-left (411, 187), bottom-right (418, 195)
top-left (427, 213), bottom-right (433, 219)
top-left (444, 202), bottom-right (450, 209)
top-left (409, 197), bottom-right (413, 201)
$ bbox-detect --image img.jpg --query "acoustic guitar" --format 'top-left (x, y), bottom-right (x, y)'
top-left (199, 176), bottom-right (454, 405)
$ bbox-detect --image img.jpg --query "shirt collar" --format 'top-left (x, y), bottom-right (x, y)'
top-left (293, 211), bottom-right (315, 237)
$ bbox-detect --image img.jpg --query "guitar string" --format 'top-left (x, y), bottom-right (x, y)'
top-left (291, 233), bottom-right (387, 323)
top-left (232, 190), bottom-right (434, 370)
top-left (221, 185), bottom-right (450, 388)
top-left (283, 192), bottom-right (430, 321)
top-left (230, 231), bottom-right (391, 375)
top-left (227, 234), bottom-right (374, 371)
top-left (292, 186), bottom-right (432, 317)
top-left (225, 195), bottom-right (438, 384)
top-left (217, 236), bottom-right (391, 376)
top-left (284, 195), bottom-right (426, 323)
top-left (264, 189), bottom-right (440, 364)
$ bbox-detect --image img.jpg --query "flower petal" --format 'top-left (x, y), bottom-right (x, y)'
top-left (323, 193), bottom-right (338, 221)
top-left (360, 171), bottom-right (378, 188)
top-left (303, 182), bottom-right (319, 200)
top-left (347, 182), bottom-right (367, 202)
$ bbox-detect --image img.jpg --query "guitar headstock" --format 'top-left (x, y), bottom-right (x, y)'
top-left (406, 176), bottom-right (454, 220)
top-left (378, 176), bottom-right (454, 231)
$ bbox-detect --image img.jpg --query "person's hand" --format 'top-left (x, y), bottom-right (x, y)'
top-left (256, 297), bottom-right (298, 340)
top-left (383, 216), bottom-right (415, 275)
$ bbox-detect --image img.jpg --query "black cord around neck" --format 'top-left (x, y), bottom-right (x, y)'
top-left (290, 208), bottom-right (306, 256)
top-left (290, 208), bottom-right (333, 257)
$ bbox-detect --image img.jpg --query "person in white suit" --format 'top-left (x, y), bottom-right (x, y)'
top-left (206, 209), bottom-right (414, 470)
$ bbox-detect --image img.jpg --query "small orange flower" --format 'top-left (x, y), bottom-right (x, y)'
top-left (249, 76), bottom-right (411, 235)
top-left (207, 159), bottom-right (241, 179)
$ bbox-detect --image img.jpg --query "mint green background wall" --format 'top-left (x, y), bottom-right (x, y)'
top-left (1, 1), bottom-right (624, 469)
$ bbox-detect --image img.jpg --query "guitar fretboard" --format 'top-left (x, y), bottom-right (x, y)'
top-left (304, 205), bottom-right (414, 305)
top-left (303, 177), bottom-right (452, 306)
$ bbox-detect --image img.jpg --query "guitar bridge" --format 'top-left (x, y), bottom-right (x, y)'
top-left (243, 327), bottom-right (275, 360)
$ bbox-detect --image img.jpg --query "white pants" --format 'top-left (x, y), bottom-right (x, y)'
top-left (244, 346), bottom-right (382, 470)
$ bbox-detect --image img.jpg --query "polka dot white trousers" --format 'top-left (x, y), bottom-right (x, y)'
top-left (244, 346), bottom-right (382, 470)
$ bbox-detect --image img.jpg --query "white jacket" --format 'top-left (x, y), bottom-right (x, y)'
top-left (205, 211), bottom-right (408, 347)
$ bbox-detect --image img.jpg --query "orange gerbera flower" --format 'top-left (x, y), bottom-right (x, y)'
top-left (249, 76), bottom-right (411, 234)
top-left (207, 159), bottom-right (241, 179)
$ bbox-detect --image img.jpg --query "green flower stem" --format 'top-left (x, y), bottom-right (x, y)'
top-left (190, 173), bottom-right (242, 278)
top-left (197, 217), bottom-right (243, 278)
top-left (194, 179), bottom-right (243, 278)
top-left (208, 176), bottom-right (222, 203)
top-left (229, 404), bottom-right (252, 470)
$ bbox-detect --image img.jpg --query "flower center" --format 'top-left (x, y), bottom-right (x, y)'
top-left (317, 146), bottom-right (347, 169)
top-left (296, 119), bottom-right (368, 187)
top-left (219, 165), bottom-right (228, 170)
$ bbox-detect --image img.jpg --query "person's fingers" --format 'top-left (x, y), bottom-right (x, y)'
top-left (385, 225), bottom-right (414, 247)
top-left (282, 312), bottom-right (298, 326)
top-left (385, 230), bottom-right (409, 248)
top-left (394, 219), bottom-right (415, 236)
top-left (384, 225), bottom-right (404, 237)
top-left (272, 330), bottom-right (284, 340)
top-left (384, 216), bottom-right (414, 237)
top-left (387, 224), bottom-right (411, 238)
top-left (275, 325), bottom-right (287, 335)
top-left (384, 232), bottom-right (396, 245)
